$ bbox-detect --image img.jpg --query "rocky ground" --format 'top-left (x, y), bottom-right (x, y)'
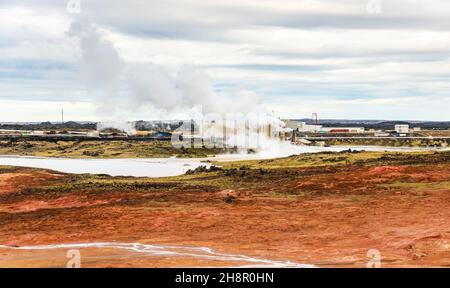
top-left (0, 151), bottom-right (449, 267)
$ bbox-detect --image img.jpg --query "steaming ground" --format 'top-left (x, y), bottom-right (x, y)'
top-left (213, 137), bottom-right (447, 161)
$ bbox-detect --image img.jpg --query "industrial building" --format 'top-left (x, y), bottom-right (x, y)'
top-left (320, 127), bottom-right (365, 134)
top-left (283, 120), bottom-right (364, 134)
top-left (284, 121), bottom-right (322, 132)
top-left (395, 124), bottom-right (410, 134)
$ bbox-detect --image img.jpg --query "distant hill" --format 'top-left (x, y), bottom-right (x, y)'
top-left (0, 120), bottom-right (185, 132)
top-left (1, 119), bottom-right (449, 131)
top-left (293, 119), bottom-right (450, 130)
top-left (0, 121), bottom-right (97, 131)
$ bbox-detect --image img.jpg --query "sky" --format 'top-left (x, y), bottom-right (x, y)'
top-left (0, 0), bottom-right (450, 122)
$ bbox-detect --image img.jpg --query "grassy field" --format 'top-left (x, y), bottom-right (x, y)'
top-left (213, 150), bottom-right (449, 169)
top-left (1, 137), bottom-right (449, 159)
top-left (418, 129), bottom-right (450, 137)
top-left (0, 139), bottom-right (226, 158)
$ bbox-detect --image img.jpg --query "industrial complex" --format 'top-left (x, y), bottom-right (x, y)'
top-left (0, 117), bottom-right (449, 145)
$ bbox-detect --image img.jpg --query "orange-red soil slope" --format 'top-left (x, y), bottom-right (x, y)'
top-left (0, 151), bottom-right (449, 267)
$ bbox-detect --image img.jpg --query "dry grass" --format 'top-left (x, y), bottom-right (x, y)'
top-left (0, 140), bottom-right (225, 158)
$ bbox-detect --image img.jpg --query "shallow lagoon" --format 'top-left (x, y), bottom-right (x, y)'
top-left (0, 145), bottom-right (446, 177)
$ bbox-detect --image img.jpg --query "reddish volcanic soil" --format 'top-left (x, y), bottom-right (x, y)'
top-left (0, 161), bottom-right (449, 268)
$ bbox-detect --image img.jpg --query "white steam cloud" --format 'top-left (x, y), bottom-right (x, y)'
top-left (67, 21), bottom-right (262, 120)
top-left (67, 20), bottom-right (301, 156)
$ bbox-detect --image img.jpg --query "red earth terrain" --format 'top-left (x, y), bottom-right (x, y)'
top-left (0, 157), bottom-right (449, 268)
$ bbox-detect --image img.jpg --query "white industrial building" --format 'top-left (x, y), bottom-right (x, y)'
top-left (283, 120), bottom-right (322, 132)
top-left (283, 120), bottom-right (364, 133)
top-left (395, 124), bottom-right (409, 134)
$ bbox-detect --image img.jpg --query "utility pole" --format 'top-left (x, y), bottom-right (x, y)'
top-left (61, 109), bottom-right (64, 124)
top-left (190, 119), bottom-right (195, 148)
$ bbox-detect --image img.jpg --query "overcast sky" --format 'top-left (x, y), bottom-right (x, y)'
top-left (1, 0), bottom-right (450, 121)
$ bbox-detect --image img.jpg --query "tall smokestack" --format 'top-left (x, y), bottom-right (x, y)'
top-left (245, 119), bottom-right (250, 149)
top-left (291, 130), bottom-right (296, 143)
top-left (256, 120), bottom-right (260, 148)
top-left (190, 119), bottom-right (195, 148)
top-left (223, 118), bottom-right (227, 149)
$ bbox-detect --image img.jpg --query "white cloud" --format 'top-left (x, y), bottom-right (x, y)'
top-left (0, 99), bottom-right (96, 122)
top-left (0, 0), bottom-right (449, 120)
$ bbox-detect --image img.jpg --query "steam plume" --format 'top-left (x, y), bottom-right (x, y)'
top-left (68, 20), bottom-right (297, 156)
top-left (68, 21), bottom-right (262, 120)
